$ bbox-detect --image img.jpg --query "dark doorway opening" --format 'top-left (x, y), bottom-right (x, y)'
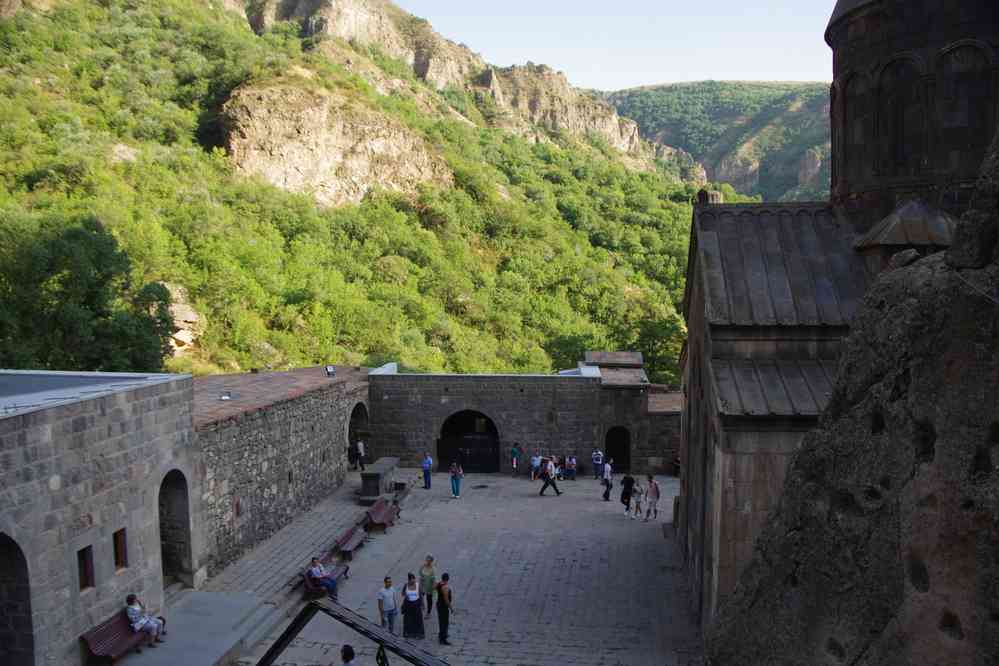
top-left (0, 533), bottom-right (33, 666)
top-left (348, 403), bottom-right (369, 448)
top-left (439, 411), bottom-right (500, 473)
top-left (605, 426), bottom-right (631, 473)
top-left (159, 470), bottom-right (193, 588)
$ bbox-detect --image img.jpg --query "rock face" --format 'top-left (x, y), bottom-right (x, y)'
top-left (0, 0), bottom-right (21, 18)
top-left (705, 140), bottom-right (999, 665)
top-left (222, 82), bottom-right (451, 206)
top-left (245, 0), bottom-right (647, 157)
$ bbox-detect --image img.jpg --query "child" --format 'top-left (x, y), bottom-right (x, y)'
top-left (631, 481), bottom-right (644, 520)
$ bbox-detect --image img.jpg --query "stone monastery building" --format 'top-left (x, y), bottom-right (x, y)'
top-left (0, 353), bottom-right (679, 666)
top-left (677, 0), bottom-right (999, 627)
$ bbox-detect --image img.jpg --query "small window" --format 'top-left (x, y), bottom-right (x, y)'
top-left (77, 546), bottom-right (95, 590)
top-left (113, 529), bottom-right (128, 570)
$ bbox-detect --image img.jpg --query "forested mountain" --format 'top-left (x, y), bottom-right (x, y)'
top-left (606, 81), bottom-right (832, 202)
top-left (0, 0), bottom-right (746, 384)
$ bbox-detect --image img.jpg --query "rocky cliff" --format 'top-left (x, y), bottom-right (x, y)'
top-left (705, 135), bottom-right (999, 665)
top-left (0, 0), bottom-right (20, 18)
top-left (244, 0), bottom-right (649, 158)
top-left (222, 79), bottom-right (451, 206)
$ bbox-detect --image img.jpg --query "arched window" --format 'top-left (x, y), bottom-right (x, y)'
top-left (937, 45), bottom-right (992, 179)
top-left (878, 60), bottom-right (925, 177)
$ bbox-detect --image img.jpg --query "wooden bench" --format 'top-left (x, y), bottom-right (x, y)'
top-left (333, 524), bottom-right (366, 560)
top-left (80, 610), bottom-right (158, 664)
top-left (365, 497), bottom-right (399, 531)
top-left (302, 557), bottom-right (350, 600)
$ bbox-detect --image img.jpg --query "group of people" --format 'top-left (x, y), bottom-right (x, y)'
top-left (510, 444), bottom-right (577, 482)
top-left (420, 452), bottom-right (466, 498)
top-left (593, 448), bottom-right (662, 521)
top-left (376, 554), bottom-right (454, 645)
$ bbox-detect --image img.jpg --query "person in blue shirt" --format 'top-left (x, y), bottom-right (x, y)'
top-left (422, 452), bottom-right (433, 489)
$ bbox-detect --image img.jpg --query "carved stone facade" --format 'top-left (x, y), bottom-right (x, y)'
top-left (828, 0), bottom-right (999, 229)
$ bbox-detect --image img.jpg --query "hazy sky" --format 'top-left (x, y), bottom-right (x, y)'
top-left (392, 1), bottom-right (835, 91)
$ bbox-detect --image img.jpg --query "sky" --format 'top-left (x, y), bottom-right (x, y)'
top-left (392, 1), bottom-right (835, 91)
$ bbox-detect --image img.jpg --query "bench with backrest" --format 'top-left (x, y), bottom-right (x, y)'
top-left (333, 524), bottom-right (366, 560)
top-left (301, 554), bottom-right (350, 600)
top-left (80, 610), bottom-right (152, 664)
top-left (365, 496), bottom-right (399, 531)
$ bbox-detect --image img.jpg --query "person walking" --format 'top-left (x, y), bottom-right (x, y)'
top-left (419, 555), bottom-right (437, 616)
top-left (620, 473), bottom-right (636, 516)
top-left (356, 439), bottom-right (366, 471)
top-left (449, 461), bottom-right (464, 498)
top-left (435, 572), bottom-right (453, 645)
top-left (511, 443), bottom-right (521, 476)
top-left (422, 452), bottom-right (433, 490)
top-left (402, 573), bottom-right (425, 639)
top-left (539, 456), bottom-right (562, 496)
top-left (602, 458), bottom-right (613, 501)
top-left (592, 448), bottom-right (604, 480)
top-left (377, 576), bottom-right (399, 634)
top-left (644, 475), bottom-right (661, 522)
top-left (631, 479), bottom-right (644, 519)
top-left (530, 451), bottom-right (541, 481)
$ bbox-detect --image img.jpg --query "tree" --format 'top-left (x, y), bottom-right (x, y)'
top-left (0, 215), bottom-right (175, 372)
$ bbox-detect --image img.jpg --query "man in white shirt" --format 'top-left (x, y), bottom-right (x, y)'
top-left (539, 457), bottom-right (562, 496)
top-left (356, 439), bottom-right (366, 471)
top-left (592, 448), bottom-right (603, 479)
top-left (602, 458), bottom-right (613, 501)
top-left (377, 576), bottom-right (399, 634)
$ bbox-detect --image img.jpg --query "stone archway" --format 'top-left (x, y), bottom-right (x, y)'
top-left (159, 470), bottom-right (193, 588)
top-left (605, 426), bottom-right (631, 473)
top-left (439, 410), bottom-right (500, 473)
top-left (0, 532), bottom-right (33, 666)
top-left (348, 402), bottom-right (369, 448)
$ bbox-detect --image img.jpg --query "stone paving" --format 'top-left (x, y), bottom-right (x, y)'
top-left (238, 472), bottom-right (704, 666)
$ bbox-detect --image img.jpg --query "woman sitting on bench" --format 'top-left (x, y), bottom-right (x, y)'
top-left (125, 594), bottom-right (166, 648)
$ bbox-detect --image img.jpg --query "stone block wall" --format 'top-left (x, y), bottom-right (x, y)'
top-left (369, 374), bottom-right (602, 470)
top-left (646, 410), bottom-right (681, 474)
top-left (196, 382), bottom-right (367, 575)
top-left (0, 377), bottom-right (196, 666)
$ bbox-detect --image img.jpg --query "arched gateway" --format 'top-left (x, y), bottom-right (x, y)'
top-left (159, 470), bottom-right (194, 588)
top-left (0, 533), bottom-right (33, 666)
top-left (605, 426), bottom-right (631, 473)
top-left (439, 411), bottom-right (500, 473)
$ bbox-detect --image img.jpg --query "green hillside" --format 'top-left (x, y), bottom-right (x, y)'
top-left (607, 81), bottom-right (831, 202)
top-left (0, 1), bottom-right (741, 384)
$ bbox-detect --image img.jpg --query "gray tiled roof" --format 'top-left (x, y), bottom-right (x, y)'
top-left (711, 358), bottom-right (839, 418)
top-left (584, 351), bottom-right (644, 367)
top-left (693, 204), bottom-right (869, 327)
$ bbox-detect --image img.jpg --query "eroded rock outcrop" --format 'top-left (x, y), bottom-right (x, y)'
top-left (222, 81), bottom-right (451, 206)
top-left (0, 0), bottom-right (21, 18)
top-left (706, 137), bottom-right (999, 664)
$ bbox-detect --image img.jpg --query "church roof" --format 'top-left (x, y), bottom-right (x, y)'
top-left (853, 199), bottom-right (957, 249)
top-left (827, 0), bottom-right (878, 39)
top-left (689, 203), bottom-right (869, 328)
top-left (711, 358), bottom-right (838, 418)
top-left (584, 351), bottom-right (644, 368)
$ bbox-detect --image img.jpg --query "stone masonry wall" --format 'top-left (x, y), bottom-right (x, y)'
top-left (646, 411), bottom-right (682, 474)
top-left (369, 374), bottom-right (602, 470)
top-left (0, 377), bottom-right (196, 666)
top-left (196, 382), bottom-right (367, 575)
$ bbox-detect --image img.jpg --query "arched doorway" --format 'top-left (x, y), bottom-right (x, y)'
top-left (348, 403), bottom-right (369, 449)
top-left (605, 426), bottom-right (631, 473)
top-left (159, 470), bottom-right (193, 588)
top-left (439, 411), bottom-right (500, 473)
top-left (0, 533), bottom-right (33, 666)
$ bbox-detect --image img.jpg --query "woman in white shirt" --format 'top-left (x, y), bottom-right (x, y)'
top-left (401, 572), bottom-right (425, 639)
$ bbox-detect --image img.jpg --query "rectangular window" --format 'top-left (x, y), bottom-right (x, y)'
top-left (77, 546), bottom-right (94, 590)
top-left (113, 529), bottom-right (128, 570)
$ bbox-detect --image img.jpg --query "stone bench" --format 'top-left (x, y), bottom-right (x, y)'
top-left (359, 456), bottom-right (399, 505)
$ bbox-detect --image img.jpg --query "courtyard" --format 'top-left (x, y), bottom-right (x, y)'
top-left (240, 472), bottom-right (704, 666)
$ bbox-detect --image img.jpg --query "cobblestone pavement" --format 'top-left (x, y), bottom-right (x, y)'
top-left (240, 472), bottom-right (704, 666)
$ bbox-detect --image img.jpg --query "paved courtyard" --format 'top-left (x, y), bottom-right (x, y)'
top-left (240, 472), bottom-right (704, 666)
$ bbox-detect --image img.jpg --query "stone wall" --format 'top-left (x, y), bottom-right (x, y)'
top-left (647, 410), bottom-right (682, 473)
top-left (196, 381), bottom-right (367, 575)
top-left (597, 387), bottom-right (653, 474)
top-left (369, 373), bottom-right (602, 470)
top-left (0, 377), bottom-right (197, 666)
